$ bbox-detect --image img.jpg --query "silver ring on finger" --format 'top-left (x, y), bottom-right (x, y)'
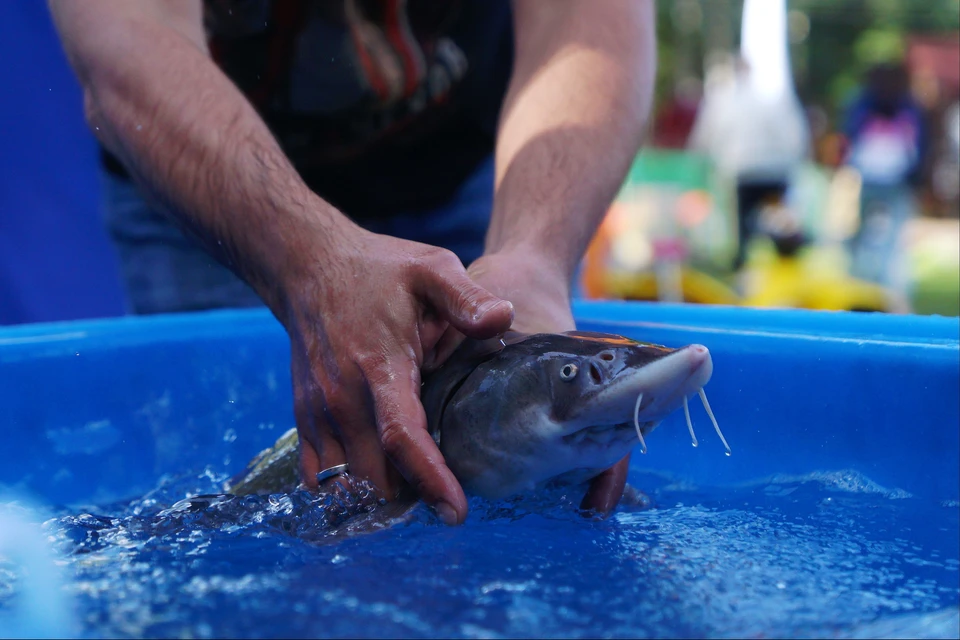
top-left (316, 463), bottom-right (350, 484)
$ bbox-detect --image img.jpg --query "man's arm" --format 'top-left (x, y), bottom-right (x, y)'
top-left (467, 0), bottom-right (656, 514)
top-left (487, 0), bottom-right (655, 284)
top-left (49, 0), bottom-right (515, 525)
top-left (47, 0), bottom-right (336, 309)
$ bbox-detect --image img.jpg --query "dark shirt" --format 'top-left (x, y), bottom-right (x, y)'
top-left (102, 0), bottom-right (514, 220)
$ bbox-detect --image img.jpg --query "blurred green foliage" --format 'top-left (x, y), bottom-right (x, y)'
top-left (655, 0), bottom-right (960, 119)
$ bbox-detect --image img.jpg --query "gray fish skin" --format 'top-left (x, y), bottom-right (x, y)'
top-left (427, 331), bottom-right (713, 500)
top-left (226, 427), bottom-right (300, 496)
top-left (227, 331), bottom-right (714, 502)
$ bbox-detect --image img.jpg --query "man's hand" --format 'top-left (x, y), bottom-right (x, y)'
top-left (283, 227), bottom-right (514, 527)
top-left (431, 251), bottom-right (631, 517)
top-left (47, 0), bottom-right (520, 526)
top-left (463, 0), bottom-right (655, 516)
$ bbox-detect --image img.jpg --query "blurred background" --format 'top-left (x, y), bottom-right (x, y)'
top-left (1, 0), bottom-right (958, 325)
top-left (582, 0), bottom-right (960, 317)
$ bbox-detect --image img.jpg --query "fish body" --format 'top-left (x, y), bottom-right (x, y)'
top-left (226, 330), bottom-right (717, 500)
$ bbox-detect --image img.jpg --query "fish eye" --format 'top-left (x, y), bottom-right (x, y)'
top-left (560, 363), bottom-right (578, 381)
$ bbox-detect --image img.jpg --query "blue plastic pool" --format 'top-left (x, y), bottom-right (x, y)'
top-left (1, 301), bottom-right (957, 638)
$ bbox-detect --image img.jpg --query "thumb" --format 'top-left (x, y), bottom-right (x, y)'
top-left (415, 267), bottom-right (514, 339)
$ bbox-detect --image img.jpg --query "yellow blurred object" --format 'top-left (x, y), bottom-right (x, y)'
top-left (602, 269), bottom-right (742, 305)
top-left (582, 171), bottom-right (899, 313)
top-left (741, 250), bottom-right (892, 312)
top-left (581, 202), bottom-right (741, 305)
top-left (582, 207), bottom-right (895, 312)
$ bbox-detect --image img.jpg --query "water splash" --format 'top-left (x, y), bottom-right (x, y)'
top-left (0, 499), bottom-right (77, 638)
top-left (51, 474), bottom-right (390, 556)
top-left (21, 467), bottom-right (960, 638)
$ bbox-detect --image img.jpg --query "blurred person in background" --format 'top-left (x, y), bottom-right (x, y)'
top-left (948, 100), bottom-right (960, 163)
top-left (935, 99), bottom-right (960, 206)
top-left (842, 62), bottom-right (928, 294)
top-left (48, 0), bottom-right (656, 524)
top-left (688, 56), bottom-right (810, 271)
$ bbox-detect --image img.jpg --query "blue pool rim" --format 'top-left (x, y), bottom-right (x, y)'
top-left (1, 301), bottom-right (957, 508)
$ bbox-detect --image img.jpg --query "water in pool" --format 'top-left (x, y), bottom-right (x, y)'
top-left (1, 467), bottom-right (958, 639)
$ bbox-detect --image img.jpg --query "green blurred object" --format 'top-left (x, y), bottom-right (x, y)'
top-left (853, 28), bottom-right (906, 65)
top-left (622, 149), bottom-right (713, 193)
top-left (909, 245), bottom-right (960, 317)
top-left (618, 149), bottom-right (738, 271)
top-left (651, 0), bottom-right (960, 123)
top-left (912, 275), bottom-right (960, 317)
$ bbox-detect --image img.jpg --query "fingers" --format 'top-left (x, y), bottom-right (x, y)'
top-left (332, 386), bottom-right (402, 500)
top-left (315, 361), bottom-right (405, 499)
top-left (297, 381), bottom-right (406, 497)
top-left (579, 454), bottom-right (631, 517)
top-left (293, 376), bottom-right (350, 492)
top-left (295, 351), bottom-right (462, 527)
top-left (292, 344), bottom-right (389, 495)
top-left (414, 256), bottom-right (514, 340)
top-left (369, 364), bottom-right (468, 525)
top-left (422, 324), bottom-right (467, 373)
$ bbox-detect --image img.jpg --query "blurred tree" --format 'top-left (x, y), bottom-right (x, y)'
top-left (792, 0), bottom-right (960, 114)
top-left (652, 0), bottom-right (960, 121)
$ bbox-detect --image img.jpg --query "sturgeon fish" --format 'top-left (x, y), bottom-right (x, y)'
top-left (226, 331), bottom-right (729, 504)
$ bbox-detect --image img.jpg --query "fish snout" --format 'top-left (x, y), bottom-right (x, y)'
top-left (564, 343), bottom-right (714, 428)
top-left (639, 344), bottom-right (714, 419)
top-left (678, 344), bottom-right (713, 391)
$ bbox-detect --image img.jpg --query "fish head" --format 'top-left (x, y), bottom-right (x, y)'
top-left (433, 331), bottom-right (714, 500)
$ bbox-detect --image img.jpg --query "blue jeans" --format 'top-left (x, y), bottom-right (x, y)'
top-left (101, 157), bottom-right (495, 315)
top-left (848, 182), bottom-right (915, 297)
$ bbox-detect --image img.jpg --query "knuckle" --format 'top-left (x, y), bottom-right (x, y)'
top-left (379, 418), bottom-right (409, 459)
top-left (314, 371), bottom-right (351, 420)
top-left (441, 285), bottom-right (484, 323)
top-left (452, 286), bottom-right (480, 317)
top-left (431, 248), bottom-right (464, 273)
top-left (322, 380), bottom-right (351, 418)
top-left (417, 247), bottom-right (463, 278)
top-left (353, 350), bottom-right (388, 379)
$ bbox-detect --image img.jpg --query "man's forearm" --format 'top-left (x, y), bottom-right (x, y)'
top-left (486, 0), bottom-right (656, 283)
top-left (49, 0), bottom-right (349, 315)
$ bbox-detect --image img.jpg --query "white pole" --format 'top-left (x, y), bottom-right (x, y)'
top-left (740, 0), bottom-right (795, 102)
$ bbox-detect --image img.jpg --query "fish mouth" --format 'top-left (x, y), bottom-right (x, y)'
top-left (563, 345), bottom-right (711, 433)
top-left (561, 419), bottom-right (656, 447)
top-left (560, 344), bottom-right (729, 454)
